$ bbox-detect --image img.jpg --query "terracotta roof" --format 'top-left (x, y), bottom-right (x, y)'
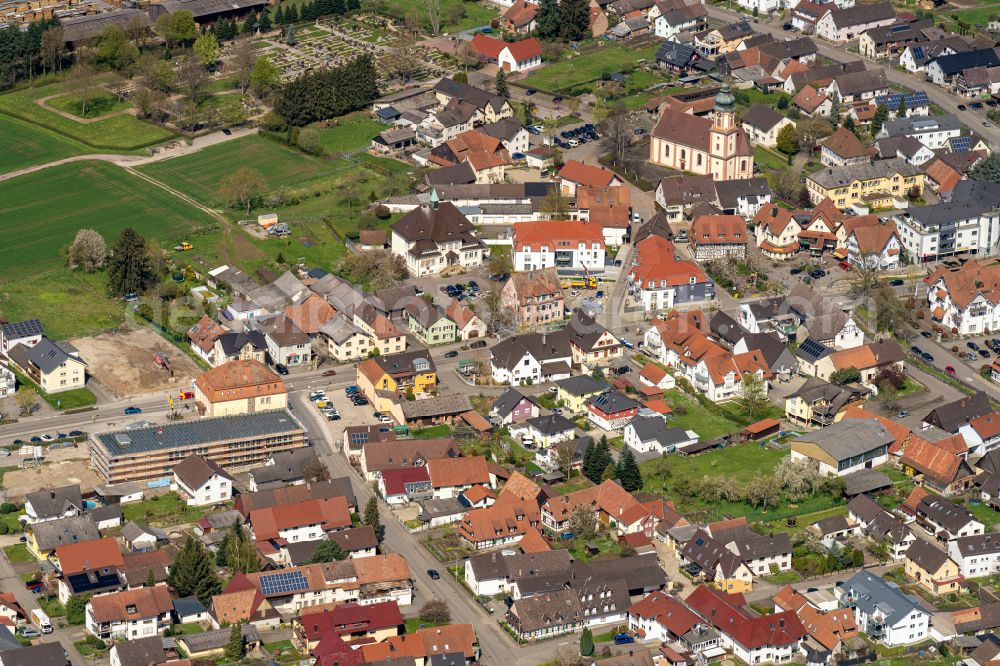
top-left (627, 591), bottom-right (701, 637)
top-left (188, 315), bottom-right (226, 354)
top-left (505, 268), bottom-right (563, 304)
top-left (631, 236), bottom-right (708, 288)
top-left (753, 203), bottom-right (798, 236)
top-left (923, 158), bottom-right (963, 194)
top-left (686, 585), bottom-right (806, 649)
top-left (850, 221), bottom-right (899, 255)
top-left (690, 215), bottom-right (747, 247)
top-left (427, 455), bottom-right (490, 488)
top-left (513, 220), bottom-right (605, 252)
top-left (55, 536), bottom-right (124, 574)
top-left (88, 585), bottom-right (172, 624)
top-left (639, 362), bottom-right (668, 385)
top-left (823, 127), bottom-right (869, 160)
top-left (542, 479), bottom-right (651, 526)
top-left (285, 294), bottom-right (336, 334)
top-left (827, 340), bottom-right (903, 371)
top-left (971, 411), bottom-right (1000, 440)
top-left (927, 260), bottom-right (1000, 310)
top-left (901, 437), bottom-right (972, 488)
top-left (457, 499), bottom-right (539, 544)
top-left (299, 601), bottom-right (403, 641)
top-left (503, 0), bottom-right (537, 27)
top-left (462, 484), bottom-right (496, 504)
top-left (497, 470), bottom-right (542, 503)
top-left (358, 230), bottom-right (386, 247)
top-left (445, 298), bottom-right (479, 330)
top-left (517, 526), bottom-right (551, 553)
top-left (249, 496), bottom-right (351, 540)
top-left (557, 160), bottom-right (619, 188)
top-left (773, 585), bottom-right (807, 612)
top-left (792, 85), bottom-right (829, 113)
top-left (470, 34), bottom-right (541, 62)
top-left (353, 553), bottom-right (411, 584)
top-left (797, 603), bottom-right (858, 651)
top-left (195, 359), bottom-right (285, 404)
top-left (810, 197), bottom-right (845, 231)
top-left (212, 586), bottom-right (266, 625)
top-left (642, 398), bottom-right (673, 415)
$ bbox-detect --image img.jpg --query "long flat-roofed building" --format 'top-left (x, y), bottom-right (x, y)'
top-left (89, 410), bottom-right (307, 483)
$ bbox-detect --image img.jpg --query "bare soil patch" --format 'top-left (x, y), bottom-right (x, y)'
top-left (5, 457), bottom-right (102, 497)
top-left (70, 326), bottom-right (201, 398)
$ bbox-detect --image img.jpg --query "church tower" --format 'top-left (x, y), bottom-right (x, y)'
top-left (711, 80), bottom-right (737, 133)
top-left (710, 80), bottom-right (738, 164)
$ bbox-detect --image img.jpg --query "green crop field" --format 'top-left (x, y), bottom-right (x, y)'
top-left (519, 44), bottom-right (661, 94)
top-left (0, 115), bottom-right (88, 173)
top-left (137, 135), bottom-right (353, 208)
top-left (0, 81), bottom-right (174, 151)
top-left (0, 161), bottom-right (217, 272)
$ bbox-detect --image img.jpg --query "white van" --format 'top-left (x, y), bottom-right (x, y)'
top-left (31, 609), bottom-right (52, 634)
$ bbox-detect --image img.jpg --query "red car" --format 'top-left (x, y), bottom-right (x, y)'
top-left (323, 369), bottom-right (337, 376)
top-left (945, 365), bottom-right (956, 375)
top-left (839, 261), bottom-right (851, 271)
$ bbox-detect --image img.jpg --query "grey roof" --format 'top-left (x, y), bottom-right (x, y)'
top-left (629, 417), bottom-right (695, 450)
top-left (111, 636), bottom-right (164, 666)
top-left (425, 161), bottom-right (477, 186)
top-left (373, 349), bottom-right (438, 376)
top-left (808, 158), bottom-right (918, 190)
top-left (250, 448), bottom-right (321, 487)
top-left (826, 3), bottom-right (895, 29)
top-left (154, 0), bottom-right (266, 18)
top-left (331, 525), bottom-right (379, 552)
top-left (480, 118), bottom-right (525, 143)
top-left (930, 47), bottom-right (1000, 76)
top-left (918, 495), bottom-right (979, 533)
top-left (122, 521), bottom-right (168, 542)
top-left (429, 653), bottom-right (466, 666)
top-left (840, 571), bottom-right (926, 627)
top-left (93, 409), bottom-right (304, 455)
top-left (468, 549), bottom-right (572, 581)
top-left (417, 497), bottom-right (466, 521)
top-left (794, 419), bottom-right (894, 461)
top-left (239, 478), bottom-right (356, 513)
top-left (173, 596), bottom-right (207, 618)
top-left (741, 104), bottom-right (787, 132)
top-left (179, 624), bottom-right (260, 653)
top-left (26, 484), bottom-right (83, 519)
top-left (713, 177), bottom-right (771, 210)
top-left (682, 530), bottom-right (745, 579)
top-left (253, 314), bottom-right (310, 348)
top-left (923, 391), bottom-right (993, 433)
top-left (554, 374), bottom-right (608, 396)
top-left (491, 387), bottom-right (537, 419)
top-left (490, 332), bottom-right (571, 371)
top-left (201, 509), bottom-right (246, 530)
top-left (0, 625), bottom-right (21, 652)
top-left (880, 114), bottom-right (963, 138)
top-left (318, 315), bottom-right (367, 345)
top-left (732, 532), bottom-right (792, 560)
top-left (30, 515), bottom-right (99, 550)
top-left (831, 69), bottom-right (888, 96)
top-left (709, 311), bottom-right (746, 346)
top-left (656, 41), bottom-right (698, 67)
top-left (400, 394), bottom-right (472, 419)
top-left (588, 389), bottom-right (641, 414)
top-left (523, 413), bottom-right (577, 436)
top-left (0, 642), bottom-right (66, 666)
top-left (432, 77), bottom-right (508, 115)
top-left (905, 538), bottom-right (951, 572)
top-left (814, 514), bottom-right (853, 536)
top-left (563, 311), bottom-right (615, 353)
top-left (951, 532), bottom-right (1000, 558)
top-left (843, 469), bottom-right (892, 496)
top-left (22, 337), bottom-right (85, 373)
top-left (172, 453), bottom-right (234, 490)
top-left (85, 503), bottom-right (121, 524)
top-left (793, 337), bottom-right (830, 365)
top-left (901, 181), bottom-right (1000, 228)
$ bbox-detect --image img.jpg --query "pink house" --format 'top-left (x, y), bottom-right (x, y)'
top-left (490, 387), bottom-right (540, 426)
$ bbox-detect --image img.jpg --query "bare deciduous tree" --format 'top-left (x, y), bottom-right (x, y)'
top-left (14, 388), bottom-right (38, 416)
top-left (71, 60), bottom-right (99, 117)
top-left (600, 102), bottom-right (631, 170)
top-left (230, 38), bottom-right (258, 94)
top-left (217, 167), bottom-right (268, 217)
top-left (425, 0), bottom-right (441, 35)
top-left (176, 56), bottom-right (210, 104)
top-left (40, 25), bottom-right (65, 72)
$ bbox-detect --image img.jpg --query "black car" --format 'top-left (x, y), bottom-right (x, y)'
top-left (809, 269), bottom-right (826, 279)
top-left (525, 88), bottom-right (536, 96)
top-left (68, 430), bottom-right (84, 437)
top-left (888, 279), bottom-right (904, 286)
top-left (958, 104), bottom-right (967, 111)
top-left (971, 102), bottom-right (984, 110)
top-left (967, 341), bottom-right (979, 350)
top-left (910, 346), bottom-right (922, 355)
top-left (552, 96), bottom-right (563, 103)
top-left (427, 569), bottom-right (440, 580)
top-left (922, 352), bottom-right (934, 362)
top-left (468, 280), bottom-right (479, 291)
top-left (12, 439), bottom-right (22, 445)
top-left (613, 365), bottom-right (630, 375)
top-left (790, 267), bottom-right (802, 275)
top-left (980, 348), bottom-right (992, 358)
top-left (222, 128), bottom-right (232, 135)
top-left (783, 22), bottom-right (793, 29)
top-left (633, 127), bottom-right (646, 135)
top-left (921, 331), bottom-right (933, 339)
top-left (274, 363), bottom-right (289, 375)
top-left (444, 350), bottom-right (459, 358)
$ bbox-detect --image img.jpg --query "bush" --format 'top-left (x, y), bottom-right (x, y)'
top-left (0, 524), bottom-right (8, 535)
top-left (374, 204), bottom-right (391, 220)
top-left (0, 503), bottom-right (17, 514)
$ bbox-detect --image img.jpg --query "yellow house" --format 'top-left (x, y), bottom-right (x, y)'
top-left (905, 539), bottom-right (964, 595)
top-left (715, 561), bottom-right (754, 594)
top-left (357, 351), bottom-right (438, 413)
top-left (554, 375), bottom-right (609, 416)
top-left (26, 515), bottom-right (100, 561)
top-left (806, 158), bottom-right (924, 209)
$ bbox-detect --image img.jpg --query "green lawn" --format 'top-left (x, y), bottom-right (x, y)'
top-left (121, 492), bottom-right (218, 527)
top-left (0, 81), bottom-right (174, 150)
top-left (754, 145), bottom-right (789, 171)
top-left (40, 596), bottom-right (65, 618)
top-left (0, 269), bottom-right (128, 340)
top-left (519, 44), bottom-right (661, 94)
top-left (966, 501), bottom-right (1000, 531)
top-left (372, 0), bottom-right (497, 32)
top-left (0, 115), bottom-right (89, 173)
top-left (3, 544), bottom-right (33, 563)
top-left (46, 92), bottom-right (131, 119)
top-left (412, 424), bottom-right (452, 439)
top-left (137, 135), bottom-right (352, 210)
top-left (405, 617), bottom-right (447, 634)
top-left (0, 161), bottom-right (218, 272)
top-left (312, 114), bottom-right (384, 154)
top-left (14, 369), bottom-right (97, 411)
top-left (896, 377), bottom-right (924, 397)
top-left (658, 390), bottom-right (743, 439)
top-left (954, 4), bottom-right (1000, 26)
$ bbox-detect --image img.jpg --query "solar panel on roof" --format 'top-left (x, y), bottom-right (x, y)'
top-left (912, 47), bottom-right (924, 60)
top-left (259, 570), bottom-right (309, 596)
top-left (951, 137), bottom-right (972, 153)
top-left (0, 319), bottom-right (43, 339)
top-left (798, 338), bottom-right (827, 359)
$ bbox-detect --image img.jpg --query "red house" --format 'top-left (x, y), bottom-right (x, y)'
top-left (586, 389), bottom-right (640, 431)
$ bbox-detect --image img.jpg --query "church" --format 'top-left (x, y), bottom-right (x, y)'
top-left (648, 82), bottom-right (755, 181)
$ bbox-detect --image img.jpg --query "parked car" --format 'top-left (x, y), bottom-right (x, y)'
top-left (790, 267), bottom-right (802, 275)
top-left (910, 346), bottom-right (922, 355)
top-left (613, 365), bottom-right (630, 375)
top-left (980, 348), bottom-right (992, 358)
top-left (921, 331), bottom-right (933, 338)
top-left (552, 96), bottom-right (563, 103)
top-left (323, 369), bottom-right (337, 376)
top-left (838, 261), bottom-right (851, 271)
top-left (614, 634), bottom-right (634, 645)
top-left (525, 88), bottom-right (536, 96)
top-left (124, 406), bottom-right (142, 415)
top-left (444, 350), bottom-right (459, 358)
top-left (274, 363), bottom-right (289, 375)
top-left (809, 269), bottom-right (826, 279)
top-left (922, 352), bottom-right (934, 362)
top-left (20, 627), bottom-right (39, 638)
top-left (783, 22), bottom-right (793, 29)
top-left (898, 410), bottom-right (910, 418)
top-left (470, 340), bottom-right (487, 348)
top-left (427, 569), bottom-right (440, 580)
top-left (945, 365), bottom-right (957, 374)
top-left (971, 102), bottom-right (984, 110)
top-left (958, 104), bottom-right (967, 111)
top-left (888, 279), bottom-right (904, 286)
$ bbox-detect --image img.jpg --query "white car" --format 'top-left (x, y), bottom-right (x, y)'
top-left (567, 138), bottom-right (580, 147)
top-left (378, 414), bottom-right (393, 424)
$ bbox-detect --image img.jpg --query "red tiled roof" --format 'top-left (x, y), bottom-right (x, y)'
top-left (380, 466), bottom-right (431, 496)
top-left (517, 526), bottom-right (551, 554)
top-left (427, 455), bottom-right (489, 488)
top-left (686, 585), bottom-right (805, 649)
top-left (557, 160), bottom-right (619, 188)
top-left (299, 601), bottom-right (404, 641)
top-left (249, 496), bottom-right (351, 540)
top-left (690, 215), bottom-right (747, 247)
top-left (55, 537), bottom-right (124, 574)
top-left (514, 220), bottom-right (605, 252)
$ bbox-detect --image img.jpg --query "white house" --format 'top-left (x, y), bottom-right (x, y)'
top-left (948, 533), bottom-right (1000, 578)
top-left (925, 260), bottom-right (1000, 336)
top-left (741, 105), bottom-right (795, 149)
top-left (814, 3), bottom-right (896, 43)
top-left (85, 586), bottom-right (173, 642)
top-left (512, 221), bottom-right (606, 273)
top-left (470, 34), bottom-right (543, 73)
top-left (623, 417), bottom-right (698, 455)
top-left (490, 332), bottom-right (573, 385)
top-left (846, 222), bottom-right (902, 271)
top-left (389, 200), bottom-right (488, 277)
top-left (171, 454), bottom-right (234, 507)
top-left (893, 182), bottom-right (1000, 263)
top-left (876, 115), bottom-right (963, 151)
top-left (509, 413), bottom-right (578, 449)
top-left (836, 571), bottom-right (930, 646)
